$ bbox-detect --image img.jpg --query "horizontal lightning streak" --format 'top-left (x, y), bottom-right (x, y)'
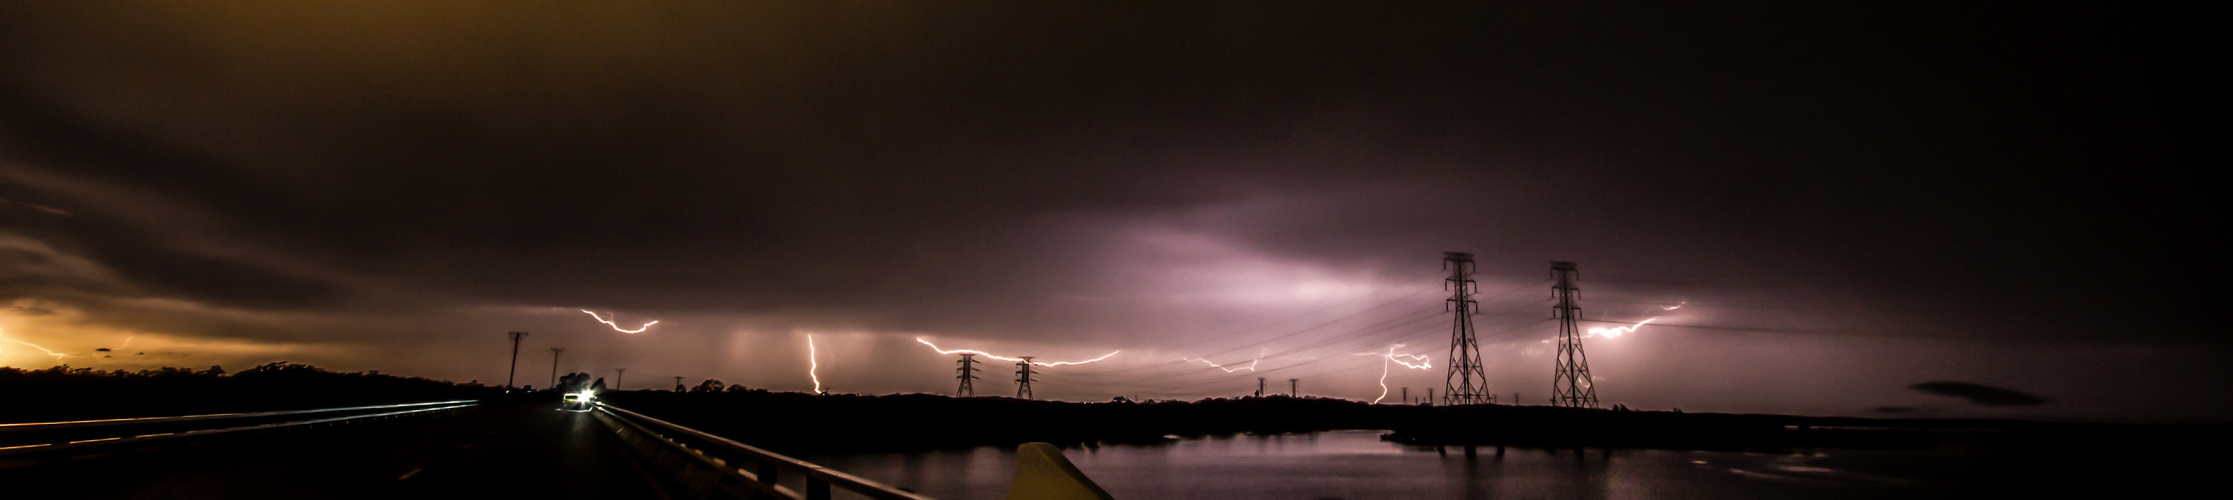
top-left (1587, 318), bottom-right (1657, 339)
top-left (916, 338), bottom-right (1118, 366)
top-left (580, 310), bottom-right (657, 334)
top-left (1180, 348), bottom-right (1264, 372)
top-left (1, 328), bottom-right (70, 361)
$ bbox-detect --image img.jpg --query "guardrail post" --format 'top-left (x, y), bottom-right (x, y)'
top-left (756, 461), bottom-right (779, 486)
top-left (807, 478), bottom-right (831, 500)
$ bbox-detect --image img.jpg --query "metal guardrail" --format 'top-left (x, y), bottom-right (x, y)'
top-left (0, 400), bottom-right (478, 459)
top-left (595, 403), bottom-right (935, 500)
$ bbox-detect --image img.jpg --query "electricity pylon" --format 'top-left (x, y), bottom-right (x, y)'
top-left (1550, 261), bottom-right (1598, 408)
top-left (956, 353), bottom-right (981, 396)
top-left (1015, 357), bottom-right (1036, 400)
top-left (1443, 252), bottom-right (1492, 405)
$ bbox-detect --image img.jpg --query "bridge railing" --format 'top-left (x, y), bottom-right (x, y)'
top-left (0, 400), bottom-right (478, 460)
top-left (594, 402), bottom-right (935, 500)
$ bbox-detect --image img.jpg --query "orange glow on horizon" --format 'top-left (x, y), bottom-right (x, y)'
top-left (1, 328), bottom-right (71, 362)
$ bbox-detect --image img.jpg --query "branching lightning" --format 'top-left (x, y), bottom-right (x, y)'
top-left (807, 334), bottom-right (823, 394)
top-left (1181, 348), bottom-right (1265, 372)
top-left (1357, 344), bottom-right (1433, 404)
top-left (915, 338), bottom-right (1119, 366)
top-left (1587, 318), bottom-right (1658, 339)
top-left (1, 328), bottom-right (70, 362)
top-left (580, 309), bottom-right (658, 334)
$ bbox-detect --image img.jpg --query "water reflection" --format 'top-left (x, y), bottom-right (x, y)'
top-left (811, 430), bottom-right (1955, 499)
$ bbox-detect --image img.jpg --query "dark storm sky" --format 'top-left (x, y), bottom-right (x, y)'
top-left (0, 2), bottom-right (2216, 419)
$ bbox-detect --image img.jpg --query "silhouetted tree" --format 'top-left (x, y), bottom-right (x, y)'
top-left (692, 379), bottom-right (725, 393)
top-left (556, 372), bottom-right (592, 393)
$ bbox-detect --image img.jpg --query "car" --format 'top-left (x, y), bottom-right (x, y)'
top-left (561, 390), bottom-right (595, 411)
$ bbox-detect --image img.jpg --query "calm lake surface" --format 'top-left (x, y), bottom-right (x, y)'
top-left (807, 429), bottom-right (2160, 499)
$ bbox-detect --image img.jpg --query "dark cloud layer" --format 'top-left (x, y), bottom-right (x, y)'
top-left (1911, 381), bottom-right (2049, 407)
top-left (0, 2), bottom-right (2219, 418)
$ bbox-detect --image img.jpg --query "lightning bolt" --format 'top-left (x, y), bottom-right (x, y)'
top-left (580, 309), bottom-right (658, 334)
top-left (1180, 348), bottom-right (1265, 372)
top-left (1661, 301), bottom-right (1687, 310)
top-left (807, 334), bottom-right (823, 394)
top-left (915, 338), bottom-right (1119, 366)
top-left (0, 197), bottom-right (72, 216)
top-left (1358, 344), bottom-right (1433, 404)
top-left (1, 328), bottom-right (70, 362)
top-left (1587, 318), bottom-right (1658, 339)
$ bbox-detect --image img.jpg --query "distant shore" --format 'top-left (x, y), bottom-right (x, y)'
top-left (600, 390), bottom-right (2225, 455)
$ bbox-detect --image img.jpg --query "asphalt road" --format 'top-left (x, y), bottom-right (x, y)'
top-left (6, 400), bottom-right (669, 500)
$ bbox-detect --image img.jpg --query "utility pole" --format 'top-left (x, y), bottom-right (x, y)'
top-left (506, 332), bottom-right (528, 389)
top-left (1289, 378), bottom-right (1298, 397)
top-left (1256, 377), bottom-right (1265, 397)
top-left (1402, 387), bottom-right (1409, 404)
top-left (615, 368), bottom-right (625, 390)
top-left (548, 347), bottom-right (565, 388)
top-left (955, 353), bottom-right (981, 397)
top-left (1015, 357), bottom-right (1036, 400)
top-left (673, 376), bottom-right (684, 392)
top-left (1428, 388), bottom-right (1435, 406)
top-left (1443, 252), bottom-right (1491, 405)
top-left (1550, 261), bottom-right (1598, 408)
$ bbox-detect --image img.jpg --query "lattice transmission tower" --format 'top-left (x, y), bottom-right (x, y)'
top-left (1442, 252), bottom-right (1492, 405)
top-left (955, 353), bottom-right (981, 397)
top-left (1015, 357), bottom-right (1036, 400)
top-left (1549, 261), bottom-right (1598, 408)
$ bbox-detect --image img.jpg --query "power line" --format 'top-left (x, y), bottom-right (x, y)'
top-left (1150, 274), bottom-right (1446, 354)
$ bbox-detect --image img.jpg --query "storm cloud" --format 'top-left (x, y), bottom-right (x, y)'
top-left (1910, 381), bottom-right (2049, 407)
top-left (1, 2), bottom-right (2218, 419)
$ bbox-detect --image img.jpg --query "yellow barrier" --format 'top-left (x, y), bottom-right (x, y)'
top-left (1006, 442), bottom-right (1113, 500)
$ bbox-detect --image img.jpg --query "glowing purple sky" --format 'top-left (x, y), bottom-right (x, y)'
top-left (0, 2), bottom-right (2217, 420)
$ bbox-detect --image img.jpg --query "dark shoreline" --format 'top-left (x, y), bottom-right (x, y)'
top-left (601, 390), bottom-right (2228, 456)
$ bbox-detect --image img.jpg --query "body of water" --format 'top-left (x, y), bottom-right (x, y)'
top-left (809, 429), bottom-right (2170, 499)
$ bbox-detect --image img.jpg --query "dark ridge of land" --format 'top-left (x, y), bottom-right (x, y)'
top-left (0, 364), bottom-right (505, 422)
top-left (602, 390), bottom-right (2233, 455)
